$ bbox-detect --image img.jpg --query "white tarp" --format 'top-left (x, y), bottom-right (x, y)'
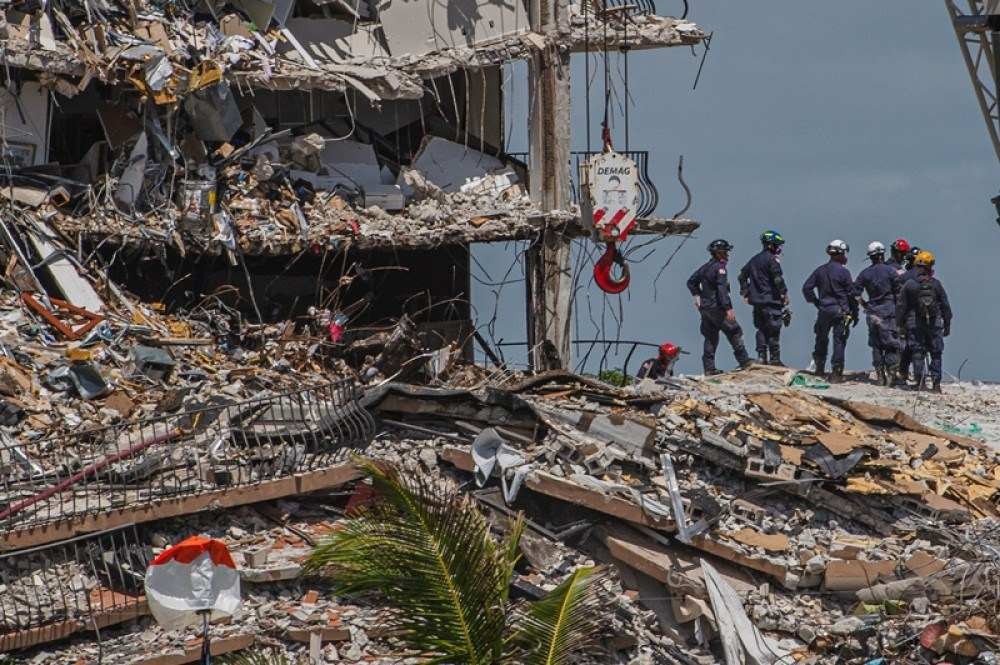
top-left (701, 559), bottom-right (791, 665)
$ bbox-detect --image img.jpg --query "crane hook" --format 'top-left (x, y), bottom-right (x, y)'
top-left (594, 242), bottom-right (630, 294)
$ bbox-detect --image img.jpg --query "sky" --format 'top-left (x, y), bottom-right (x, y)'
top-left (471, 1), bottom-right (1000, 380)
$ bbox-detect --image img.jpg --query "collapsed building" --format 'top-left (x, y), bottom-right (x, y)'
top-left (6, 0), bottom-right (1000, 664)
top-left (0, 0), bottom-right (701, 370)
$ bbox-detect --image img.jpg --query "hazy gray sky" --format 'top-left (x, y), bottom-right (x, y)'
top-left (472, 1), bottom-right (1000, 380)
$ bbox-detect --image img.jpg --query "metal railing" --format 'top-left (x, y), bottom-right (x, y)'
top-left (582, 0), bottom-right (659, 18)
top-left (0, 525), bottom-right (149, 650)
top-left (0, 380), bottom-right (375, 533)
top-left (486, 338), bottom-right (669, 378)
top-left (508, 150), bottom-right (660, 219)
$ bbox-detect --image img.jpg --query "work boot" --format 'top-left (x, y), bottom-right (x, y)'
top-left (812, 356), bottom-right (826, 377)
top-left (768, 347), bottom-right (784, 367)
top-left (757, 354), bottom-right (769, 365)
top-left (875, 366), bottom-right (886, 386)
top-left (912, 375), bottom-right (925, 391)
top-left (705, 368), bottom-right (723, 376)
top-left (884, 364), bottom-right (898, 388)
top-left (828, 365), bottom-right (844, 384)
top-left (930, 379), bottom-right (942, 394)
top-left (739, 358), bottom-right (755, 370)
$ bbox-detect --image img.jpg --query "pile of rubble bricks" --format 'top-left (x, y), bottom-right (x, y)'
top-left (4, 255), bottom-right (1000, 665)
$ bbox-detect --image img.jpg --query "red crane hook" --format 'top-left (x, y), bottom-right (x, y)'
top-left (594, 242), bottom-right (630, 294)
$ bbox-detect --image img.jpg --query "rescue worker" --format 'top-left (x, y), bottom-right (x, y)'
top-left (802, 240), bottom-right (858, 383)
top-left (686, 239), bottom-right (752, 375)
top-left (853, 241), bottom-right (901, 386)
top-left (738, 230), bottom-right (790, 366)
top-left (636, 343), bottom-right (681, 380)
top-left (897, 245), bottom-right (923, 384)
top-left (896, 250), bottom-right (952, 392)
top-left (888, 238), bottom-right (910, 275)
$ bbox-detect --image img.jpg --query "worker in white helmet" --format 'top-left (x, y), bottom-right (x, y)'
top-left (853, 241), bottom-right (903, 387)
top-left (801, 240), bottom-right (858, 383)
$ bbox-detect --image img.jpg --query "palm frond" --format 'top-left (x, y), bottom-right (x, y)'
top-left (305, 459), bottom-right (515, 665)
top-left (506, 566), bottom-right (611, 665)
top-left (220, 648), bottom-right (292, 665)
top-left (499, 512), bottom-right (526, 606)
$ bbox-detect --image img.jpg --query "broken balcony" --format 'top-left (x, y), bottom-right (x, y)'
top-left (0, 0), bottom-right (703, 256)
top-left (0, 381), bottom-right (373, 550)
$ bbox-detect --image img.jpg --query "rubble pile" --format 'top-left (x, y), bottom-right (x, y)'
top-left (3, 335), bottom-right (1000, 663)
top-left (366, 367), bottom-right (1000, 664)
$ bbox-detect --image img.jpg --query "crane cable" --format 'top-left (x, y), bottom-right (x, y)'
top-left (593, 4), bottom-right (631, 293)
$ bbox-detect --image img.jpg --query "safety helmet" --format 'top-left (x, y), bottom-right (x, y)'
top-left (659, 342), bottom-right (680, 359)
top-left (708, 239), bottom-right (734, 253)
top-left (909, 246), bottom-right (921, 258)
top-left (826, 239), bottom-right (849, 255)
top-left (891, 238), bottom-right (910, 254)
top-left (914, 250), bottom-right (935, 267)
top-left (760, 230), bottom-right (785, 246)
top-left (866, 241), bottom-right (885, 258)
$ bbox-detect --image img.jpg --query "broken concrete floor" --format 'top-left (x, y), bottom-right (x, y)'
top-left (5, 361), bottom-right (1000, 663)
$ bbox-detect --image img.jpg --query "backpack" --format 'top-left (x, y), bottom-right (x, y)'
top-left (916, 280), bottom-right (939, 323)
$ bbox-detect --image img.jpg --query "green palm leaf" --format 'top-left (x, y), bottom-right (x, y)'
top-left (305, 459), bottom-right (513, 664)
top-left (221, 648), bottom-right (292, 665)
top-left (506, 566), bottom-right (610, 665)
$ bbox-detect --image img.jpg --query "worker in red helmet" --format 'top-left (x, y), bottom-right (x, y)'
top-left (888, 239), bottom-right (910, 276)
top-left (636, 343), bottom-right (681, 380)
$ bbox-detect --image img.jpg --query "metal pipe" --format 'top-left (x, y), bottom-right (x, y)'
top-left (0, 429), bottom-right (181, 523)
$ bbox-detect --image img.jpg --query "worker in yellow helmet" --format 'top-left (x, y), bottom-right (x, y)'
top-left (896, 250), bottom-right (952, 392)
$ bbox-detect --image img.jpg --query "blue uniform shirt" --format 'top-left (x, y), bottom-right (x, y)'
top-left (738, 250), bottom-right (788, 306)
top-left (802, 260), bottom-right (857, 315)
top-left (854, 263), bottom-right (901, 312)
top-left (687, 258), bottom-right (734, 311)
top-left (901, 266), bottom-right (920, 285)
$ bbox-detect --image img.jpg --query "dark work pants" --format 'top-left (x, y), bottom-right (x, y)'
top-left (908, 323), bottom-right (944, 383)
top-left (865, 305), bottom-right (899, 368)
top-left (752, 304), bottom-right (783, 361)
top-left (813, 308), bottom-right (850, 368)
top-left (899, 327), bottom-right (913, 376)
top-left (700, 309), bottom-right (750, 372)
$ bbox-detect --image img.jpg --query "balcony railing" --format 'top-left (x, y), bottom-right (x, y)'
top-left (0, 380), bottom-right (375, 534)
top-left (0, 525), bottom-right (149, 651)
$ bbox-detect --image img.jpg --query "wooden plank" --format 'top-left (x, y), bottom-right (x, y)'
top-left (824, 397), bottom-right (986, 450)
top-left (605, 533), bottom-right (676, 585)
top-left (287, 626), bottom-right (352, 643)
top-left (603, 528), bottom-right (758, 593)
top-left (1, 464), bottom-right (362, 551)
top-left (133, 633), bottom-right (256, 665)
top-left (688, 535), bottom-right (789, 583)
top-left (441, 445), bottom-right (794, 583)
top-left (0, 600), bottom-right (148, 652)
top-left (441, 445), bottom-right (673, 530)
top-left (525, 472), bottom-right (674, 530)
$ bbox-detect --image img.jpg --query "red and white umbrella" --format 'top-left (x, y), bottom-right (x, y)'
top-left (145, 535), bottom-right (241, 631)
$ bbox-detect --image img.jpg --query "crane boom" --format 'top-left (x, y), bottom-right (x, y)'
top-left (946, 0), bottom-right (1000, 163)
top-left (946, 0), bottom-right (1000, 220)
